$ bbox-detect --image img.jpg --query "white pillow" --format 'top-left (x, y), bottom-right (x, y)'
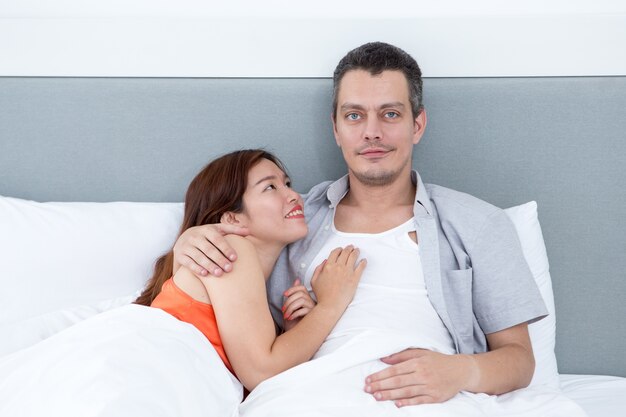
top-left (0, 196), bottom-right (183, 327)
top-left (504, 201), bottom-right (559, 389)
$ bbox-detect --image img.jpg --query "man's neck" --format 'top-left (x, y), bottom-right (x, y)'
top-left (334, 170), bottom-right (416, 234)
top-left (341, 171), bottom-right (416, 213)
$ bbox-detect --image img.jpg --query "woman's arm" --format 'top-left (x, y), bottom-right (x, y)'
top-left (198, 235), bottom-right (364, 390)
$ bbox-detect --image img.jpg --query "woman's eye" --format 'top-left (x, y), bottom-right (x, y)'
top-left (264, 184), bottom-right (277, 191)
top-left (285, 181), bottom-right (292, 188)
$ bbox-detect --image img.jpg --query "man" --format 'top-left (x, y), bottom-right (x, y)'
top-left (173, 42), bottom-right (547, 407)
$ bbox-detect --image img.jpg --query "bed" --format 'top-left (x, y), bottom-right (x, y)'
top-left (1, 76), bottom-right (625, 416)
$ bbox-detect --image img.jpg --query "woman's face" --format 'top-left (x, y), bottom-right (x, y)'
top-left (236, 158), bottom-right (307, 246)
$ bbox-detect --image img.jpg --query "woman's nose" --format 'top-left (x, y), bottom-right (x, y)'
top-left (286, 189), bottom-right (299, 203)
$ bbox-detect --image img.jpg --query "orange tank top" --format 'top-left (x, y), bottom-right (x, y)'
top-left (151, 278), bottom-right (234, 374)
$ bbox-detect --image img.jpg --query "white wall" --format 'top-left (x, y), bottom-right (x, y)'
top-left (1, 1), bottom-right (625, 77)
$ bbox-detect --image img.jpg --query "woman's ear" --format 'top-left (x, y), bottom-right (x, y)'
top-left (221, 211), bottom-right (244, 226)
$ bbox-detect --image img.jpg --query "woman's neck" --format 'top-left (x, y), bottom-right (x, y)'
top-left (245, 236), bottom-right (283, 280)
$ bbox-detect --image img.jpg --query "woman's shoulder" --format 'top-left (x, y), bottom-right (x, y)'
top-left (199, 234), bottom-right (264, 295)
top-left (223, 234), bottom-right (262, 271)
top-left (224, 234), bottom-right (255, 254)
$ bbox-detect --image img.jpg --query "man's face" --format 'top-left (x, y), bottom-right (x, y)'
top-left (332, 69), bottom-right (426, 187)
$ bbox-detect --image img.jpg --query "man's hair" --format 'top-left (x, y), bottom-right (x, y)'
top-left (332, 42), bottom-right (424, 120)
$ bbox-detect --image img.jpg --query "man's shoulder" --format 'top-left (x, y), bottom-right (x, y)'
top-left (426, 183), bottom-right (499, 214)
top-left (424, 183), bottom-right (504, 232)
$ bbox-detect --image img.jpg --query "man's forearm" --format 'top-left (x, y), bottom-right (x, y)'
top-left (462, 342), bottom-right (535, 395)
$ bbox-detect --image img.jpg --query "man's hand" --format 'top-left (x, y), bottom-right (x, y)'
top-left (364, 323), bottom-right (534, 407)
top-left (364, 349), bottom-right (475, 407)
top-left (282, 279), bottom-right (316, 331)
top-left (172, 223), bottom-right (249, 277)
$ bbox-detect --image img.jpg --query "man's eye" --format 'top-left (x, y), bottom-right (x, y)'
top-left (346, 113), bottom-right (360, 121)
top-left (385, 111), bottom-right (399, 118)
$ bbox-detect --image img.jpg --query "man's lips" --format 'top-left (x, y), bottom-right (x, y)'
top-left (285, 205), bottom-right (304, 219)
top-left (359, 147), bottom-right (391, 158)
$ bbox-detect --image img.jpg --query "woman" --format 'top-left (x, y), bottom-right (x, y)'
top-left (0, 149), bottom-right (364, 416)
top-left (135, 149), bottom-right (366, 390)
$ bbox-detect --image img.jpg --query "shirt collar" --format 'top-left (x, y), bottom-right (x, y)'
top-left (325, 170), bottom-right (434, 216)
top-left (412, 170), bottom-right (434, 216)
top-left (326, 174), bottom-right (349, 208)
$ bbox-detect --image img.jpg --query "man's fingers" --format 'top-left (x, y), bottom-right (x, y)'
top-left (185, 245), bottom-right (227, 277)
top-left (394, 395), bottom-right (437, 408)
top-left (180, 254), bottom-right (209, 277)
top-left (380, 348), bottom-right (427, 365)
top-left (195, 234), bottom-right (235, 269)
top-left (369, 384), bottom-right (427, 402)
top-left (172, 224), bottom-right (245, 278)
top-left (365, 361), bottom-right (411, 384)
top-left (216, 223), bottom-right (250, 237)
top-left (364, 370), bottom-right (433, 404)
top-left (365, 371), bottom-right (417, 394)
top-left (215, 224), bottom-right (249, 261)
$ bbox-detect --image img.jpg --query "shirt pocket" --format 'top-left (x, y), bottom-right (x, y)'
top-left (444, 268), bottom-right (474, 342)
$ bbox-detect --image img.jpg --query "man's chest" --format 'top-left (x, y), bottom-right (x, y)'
top-left (333, 204), bottom-right (415, 235)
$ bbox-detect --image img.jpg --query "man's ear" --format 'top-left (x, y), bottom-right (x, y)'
top-left (412, 108), bottom-right (427, 145)
top-left (220, 211), bottom-right (244, 226)
top-left (331, 113), bottom-right (341, 148)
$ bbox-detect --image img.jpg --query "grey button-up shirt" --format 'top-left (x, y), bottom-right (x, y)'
top-left (268, 171), bottom-right (547, 354)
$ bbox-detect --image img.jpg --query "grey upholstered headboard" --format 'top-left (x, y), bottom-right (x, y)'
top-left (1, 76), bottom-right (624, 377)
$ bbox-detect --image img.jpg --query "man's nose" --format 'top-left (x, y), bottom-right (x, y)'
top-left (363, 115), bottom-right (382, 141)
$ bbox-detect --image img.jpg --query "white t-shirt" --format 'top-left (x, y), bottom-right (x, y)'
top-left (304, 216), bottom-right (456, 358)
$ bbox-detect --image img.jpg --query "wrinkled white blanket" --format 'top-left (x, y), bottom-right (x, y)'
top-left (0, 305), bottom-right (242, 417)
top-left (0, 306), bottom-right (590, 417)
top-left (241, 330), bottom-right (588, 417)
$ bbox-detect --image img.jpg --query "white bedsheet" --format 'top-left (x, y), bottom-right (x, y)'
top-left (0, 305), bottom-right (242, 417)
top-left (241, 330), bottom-right (588, 417)
top-left (560, 374), bottom-right (626, 417)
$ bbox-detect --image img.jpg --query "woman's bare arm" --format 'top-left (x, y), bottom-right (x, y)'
top-left (198, 235), bottom-right (364, 390)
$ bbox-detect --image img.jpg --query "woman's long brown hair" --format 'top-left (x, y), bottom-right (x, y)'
top-left (134, 149), bottom-right (286, 306)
